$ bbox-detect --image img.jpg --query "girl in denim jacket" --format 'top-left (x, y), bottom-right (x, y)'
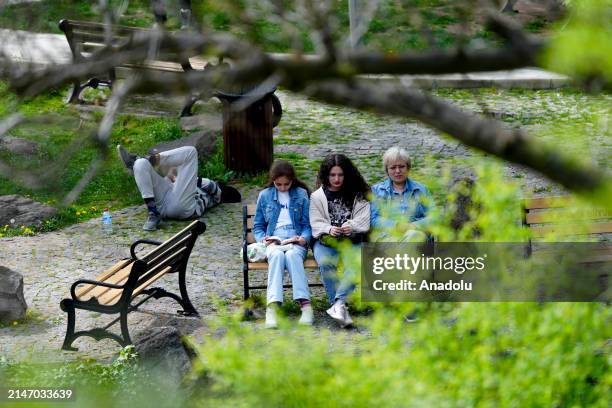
top-left (253, 160), bottom-right (313, 328)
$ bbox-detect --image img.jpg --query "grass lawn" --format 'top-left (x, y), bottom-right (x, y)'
top-left (0, 81), bottom-right (229, 236)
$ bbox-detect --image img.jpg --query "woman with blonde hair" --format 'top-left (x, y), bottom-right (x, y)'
top-left (371, 146), bottom-right (432, 241)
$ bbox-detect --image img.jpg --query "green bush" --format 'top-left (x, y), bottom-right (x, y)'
top-left (190, 302), bottom-right (609, 407)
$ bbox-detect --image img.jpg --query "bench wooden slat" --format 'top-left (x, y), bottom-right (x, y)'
top-left (130, 266), bottom-right (172, 300)
top-left (92, 274), bottom-right (131, 305)
top-left (142, 250), bottom-right (185, 279)
top-left (64, 21), bottom-right (107, 32)
top-left (525, 209), bottom-right (611, 225)
top-left (71, 30), bottom-right (130, 45)
top-left (582, 249), bottom-right (612, 263)
top-left (124, 61), bottom-right (185, 72)
top-left (74, 259), bottom-right (131, 299)
top-left (70, 25), bottom-right (138, 35)
top-left (100, 266), bottom-right (172, 306)
top-left (78, 263), bottom-right (133, 302)
top-left (76, 263), bottom-right (132, 301)
top-left (81, 42), bottom-right (135, 54)
top-left (246, 217), bottom-right (254, 230)
top-left (523, 196), bottom-right (571, 210)
top-left (530, 222), bottom-right (612, 238)
top-left (246, 232), bottom-right (255, 244)
top-left (81, 42), bottom-right (107, 53)
top-left (248, 262), bottom-right (271, 270)
top-left (142, 220), bottom-right (198, 262)
top-left (147, 236), bottom-right (189, 267)
top-left (246, 204), bottom-right (256, 215)
top-left (532, 247), bottom-right (612, 263)
top-left (248, 257), bottom-right (318, 270)
top-left (304, 258), bottom-right (318, 268)
top-left (79, 46), bottom-right (188, 73)
top-left (62, 20), bottom-right (149, 34)
top-left (96, 247), bottom-right (188, 305)
top-left (83, 265), bottom-right (133, 300)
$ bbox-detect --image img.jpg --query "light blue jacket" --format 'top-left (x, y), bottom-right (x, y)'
top-left (253, 186), bottom-right (312, 243)
top-left (370, 177), bottom-right (432, 229)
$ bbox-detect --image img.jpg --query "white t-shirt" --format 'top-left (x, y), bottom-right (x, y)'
top-left (276, 191), bottom-right (292, 228)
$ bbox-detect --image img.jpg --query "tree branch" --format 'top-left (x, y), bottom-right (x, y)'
top-left (8, 23), bottom-right (548, 99)
top-left (302, 80), bottom-right (611, 202)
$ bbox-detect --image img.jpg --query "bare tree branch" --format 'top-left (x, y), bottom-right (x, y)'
top-left (9, 35), bottom-right (546, 100)
top-left (96, 76), bottom-right (139, 145)
top-left (0, 114), bottom-right (94, 192)
top-left (0, 159), bottom-right (45, 189)
top-left (302, 0), bottom-right (337, 61)
top-left (57, 77), bottom-right (141, 207)
top-left (486, 12), bottom-right (541, 60)
top-left (0, 113), bottom-right (23, 137)
top-left (61, 158), bottom-right (104, 206)
top-left (341, 0), bottom-right (381, 49)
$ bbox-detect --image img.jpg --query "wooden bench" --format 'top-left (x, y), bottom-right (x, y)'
top-left (242, 204), bottom-right (322, 300)
top-left (60, 220), bottom-right (206, 351)
top-left (522, 195), bottom-right (612, 261)
top-left (59, 19), bottom-right (212, 116)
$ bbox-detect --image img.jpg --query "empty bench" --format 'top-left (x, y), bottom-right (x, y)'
top-left (59, 19), bottom-right (211, 116)
top-left (60, 220), bottom-right (205, 351)
top-left (522, 195), bottom-right (612, 261)
top-left (242, 204), bottom-right (322, 300)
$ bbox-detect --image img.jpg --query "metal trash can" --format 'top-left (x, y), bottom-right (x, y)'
top-left (215, 84), bottom-right (282, 174)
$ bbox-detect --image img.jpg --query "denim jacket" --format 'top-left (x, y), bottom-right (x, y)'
top-left (370, 177), bottom-right (432, 229)
top-left (253, 186), bottom-right (312, 243)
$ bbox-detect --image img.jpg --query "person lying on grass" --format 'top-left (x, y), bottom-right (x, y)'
top-left (117, 145), bottom-right (240, 231)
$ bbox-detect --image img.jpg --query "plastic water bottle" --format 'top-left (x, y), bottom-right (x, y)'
top-left (102, 208), bottom-right (113, 233)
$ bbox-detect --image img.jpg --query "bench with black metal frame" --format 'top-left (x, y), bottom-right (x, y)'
top-left (60, 220), bottom-right (206, 351)
top-left (522, 195), bottom-right (612, 262)
top-left (58, 19), bottom-right (212, 117)
top-left (242, 204), bottom-right (322, 301)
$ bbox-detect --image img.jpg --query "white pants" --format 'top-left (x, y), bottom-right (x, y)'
top-left (133, 146), bottom-right (217, 219)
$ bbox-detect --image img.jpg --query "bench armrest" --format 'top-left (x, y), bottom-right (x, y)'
top-left (70, 279), bottom-right (125, 300)
top-left (130, 239), bottom-right (163, 260)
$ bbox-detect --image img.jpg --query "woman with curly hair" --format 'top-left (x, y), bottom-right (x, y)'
top-left (310, 154), bottom-right (370, 327)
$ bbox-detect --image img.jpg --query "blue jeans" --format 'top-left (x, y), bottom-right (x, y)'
top-left (313, 240), bottom-right (357, 305)
top-left (265, 225), bottom-right (309, 304)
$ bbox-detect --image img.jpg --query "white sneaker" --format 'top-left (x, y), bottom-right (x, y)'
top-left (326, 300), bottom-right (347, 326)
top-left (265, 306), bottom-right (278, 329)
top-left (342, 306), bottom-right (353, 327)
top-left (298, 305), bottom-right (314, 326)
